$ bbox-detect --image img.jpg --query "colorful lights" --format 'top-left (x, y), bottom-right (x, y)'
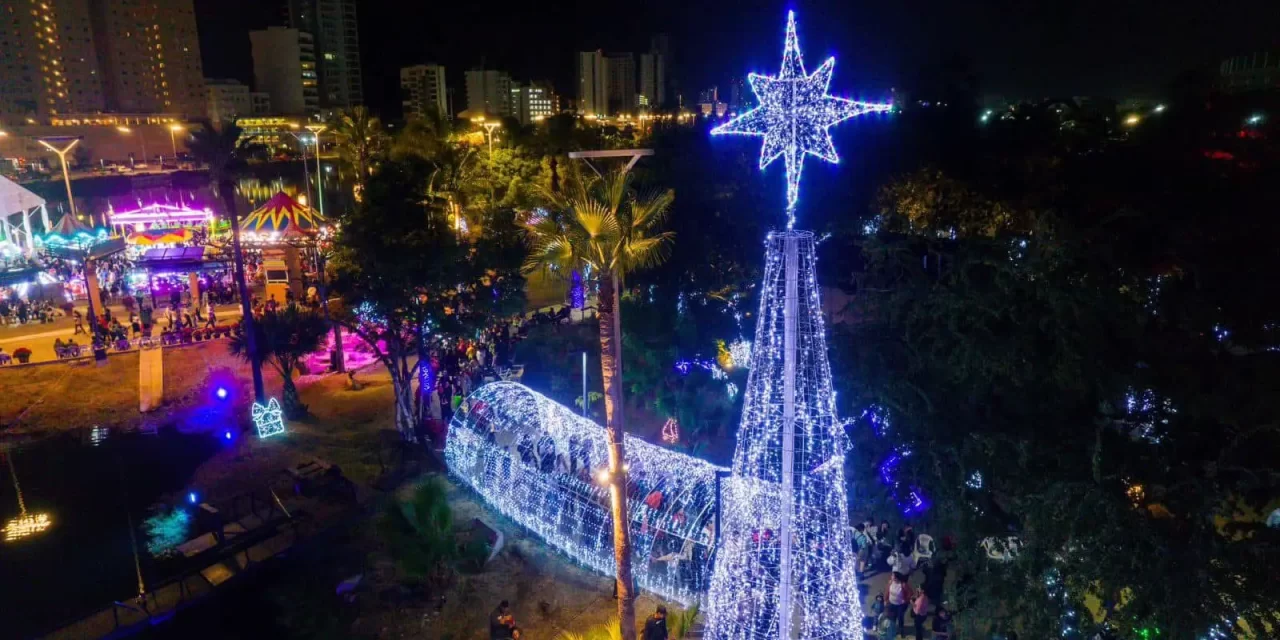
top-left (711, 11), bottom-right (891, 227)
top-left (445, 382), bottom-right (724, 605)
top-left (252, 398), bottom-right (286, 438)
top-left (661, 417), bottom-right (680, 444)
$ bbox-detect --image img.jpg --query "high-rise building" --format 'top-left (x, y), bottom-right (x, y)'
top-left (513, 82), bottom-right (555, 124)
top-left (577, 50), bottom-right (608, 117)
top-left (400, 64), bottom-right (448, 119)
top-left (206, 79), bottom-right (251, 124)
top-left (464, 69), bottom-right (513, 118)
top-left (285, 0), bottom-right (362, 109)
top-left (0, 0), bottom-right (104, 119)
top-left (250, 27), bottom-right (319, 116)
top-left (1220, 51), bottom-right (1280, 93)
top-left (606, 53), bottom-right (636, 115)
top-left (726, 76), bottom-right (748, 113)
top-left (250, 91), bottom-right (272, 115)
top-left (90, 0), bottom-right (205, 118)
top-left (639, 53), bottom-right (665, 111)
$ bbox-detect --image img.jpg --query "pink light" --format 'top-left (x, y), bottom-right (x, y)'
top-left (109, 203), bottom-right (211, 226)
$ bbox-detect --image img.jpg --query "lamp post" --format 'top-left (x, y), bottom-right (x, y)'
top-left (287, 129), bottom-right (313, 206)
top-left (304, 124), bottom-right (327, 218)
top-left (168, 124), bottom-right (184, 161)
top-left (36, 137), bottom-right (81, 219)
top-left (482, 121), bottom-right (500, 164)
top-left (116, 126), bottom-right (147, 166)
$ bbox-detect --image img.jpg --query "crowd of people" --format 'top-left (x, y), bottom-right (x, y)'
top-left (853, 519), bottom-right (951, 639)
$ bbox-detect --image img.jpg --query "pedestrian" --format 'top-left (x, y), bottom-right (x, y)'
top-left (489, 600), bottom-right (515, 640)
top-left (74, 310), bottom-right (86, 335)
top-left (868, 593), bottom-right (885, 631)
top-left (854, 523), bottom-right (872, 573)
top-left (885, 571), bottom-right (914, 637)
top-left (643, 605), bottom-right (669, 640)
top-left (931, 606), bottom-right (950, 639)
top-left (890, 541), bottom-right (917, 577)
top-left (911, 588), bottom-right (930, 640)
top-left (205, 305), bottom-right (217, 330)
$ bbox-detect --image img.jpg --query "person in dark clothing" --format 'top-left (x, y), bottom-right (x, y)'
top-left (931, 607), bottom-right (951, 639)
top-left (643, 605), bottom-right (669, 640)
top-left (489, 600), bottom-right (514, 640)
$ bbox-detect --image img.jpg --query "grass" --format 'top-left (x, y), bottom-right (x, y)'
top-left (0, 353), bottom-right (140, 432)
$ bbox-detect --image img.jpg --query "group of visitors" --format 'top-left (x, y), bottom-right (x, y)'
top-left (0, 296), bottom-right (59, 326)
top-left (854, 519), bottom-right (951, 639)
top-left (488, 601), bottom-right (671, 640)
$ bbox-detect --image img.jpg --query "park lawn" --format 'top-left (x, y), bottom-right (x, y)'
top-left (0, 353), bottom-right (140, 432)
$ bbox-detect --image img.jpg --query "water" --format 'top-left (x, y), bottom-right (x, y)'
top-left (1, 428), bottom-right (219, 638)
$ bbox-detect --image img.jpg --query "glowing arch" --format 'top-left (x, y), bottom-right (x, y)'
top-left (445, 382), bottom-right (724, 605)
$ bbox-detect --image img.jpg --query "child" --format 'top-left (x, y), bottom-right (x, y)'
top-left (867, 593), bottom-right (885, 632)
top-left (931, 606), bottom-right (950, 639)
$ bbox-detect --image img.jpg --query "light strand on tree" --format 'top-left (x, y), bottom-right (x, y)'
top-left (445, 381), bottom-right (725, 606)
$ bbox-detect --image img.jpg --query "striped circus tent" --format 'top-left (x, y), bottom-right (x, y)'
top-left (239, 191), bottom-right (326, 239)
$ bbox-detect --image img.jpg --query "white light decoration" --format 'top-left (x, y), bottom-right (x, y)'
top-left (728, 338), bottom-right (753, 370)
top-left (707, 11), bottom-right (884, 640)
top-left (445, 382), bottom-right (725, 605)
top-left (706, 232), bottom-right (862, 640)
top-left (711, 10), bottom-right (892, 228)
top-left (252, 398), bottom-right (286, 438)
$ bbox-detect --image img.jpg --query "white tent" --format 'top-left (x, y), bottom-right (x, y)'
top-left (0, 174), bottom-right (49, 254)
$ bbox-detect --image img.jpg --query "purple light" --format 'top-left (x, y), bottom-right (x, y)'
top-left (109, 203), bottom-right (211, 226)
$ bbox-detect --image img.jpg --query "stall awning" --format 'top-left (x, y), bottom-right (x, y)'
top-left (240, 191), bottom-right (325, 240)
top-left (135, 246), bottom-right (228, 272)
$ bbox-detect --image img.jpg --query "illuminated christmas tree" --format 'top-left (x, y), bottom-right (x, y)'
top-left (705, 11), bottom-right (890, 640)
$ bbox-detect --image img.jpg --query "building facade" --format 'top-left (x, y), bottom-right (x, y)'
top-left (0, 0), bottom-right (104, 120)
top-left (90, 0), bottom-right (205, 118)
top-left (577, 50), bottom-right (608, 117)
top-left (400, 64), bottom-right (448, 119)
top-left (285, 0), bottom-right (362, 109)
top-left (206, 79), bottom-right (251, 124)
top-left (513, 82), bottom-right (555, 124)
top-left (639, 52), bottom-right (665, 111)
top-left (250, 27), bottom-right (319, 116)
top-left (464, 69), bottom-right (513, 118)
top-left (607, 52), bottom-right (636, 115)
top-left (250, 91), bottom-right (271, 115)
top-left (1220, 52), bottom-right (1280, 93)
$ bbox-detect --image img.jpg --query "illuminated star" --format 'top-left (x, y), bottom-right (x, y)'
top-left (712, 11), bottom-right (891, 227)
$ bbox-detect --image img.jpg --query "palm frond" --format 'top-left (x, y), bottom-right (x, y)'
top-left (630, 188), bottom-right (676, 230)
top-left (571, 198), bottom-right (621, 241)
top-left (617, 231), bottom-right (675, 271)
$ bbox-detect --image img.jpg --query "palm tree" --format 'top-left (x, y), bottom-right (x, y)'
top-left (228, 305), bottom-right (328, 419)
top-left (330, 106), bottom-right (388, 197)
top-left (521, 169), bottom-right (674, 640)
top-left (187, 120), bottom-right (265, 401)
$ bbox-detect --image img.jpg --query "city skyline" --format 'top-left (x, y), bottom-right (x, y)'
top-left (193, 0), bottom-right (1278, 121)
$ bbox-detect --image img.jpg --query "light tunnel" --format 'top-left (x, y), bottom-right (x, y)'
top-left (445, 382), bottom-right (724, 605)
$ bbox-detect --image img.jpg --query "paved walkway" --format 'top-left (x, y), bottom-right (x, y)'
top-left (138, 344), bottom-right (163, 412)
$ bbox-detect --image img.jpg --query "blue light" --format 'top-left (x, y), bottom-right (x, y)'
top-left (223, 430), bottom-right (233, 441)
top-left (215, 387), bottom-right (228, 400)
top-left (711, 10), bottom-right (891, 228)
top-left (187, 491), bottom-right (198, 505)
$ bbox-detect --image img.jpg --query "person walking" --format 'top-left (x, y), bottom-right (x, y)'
top-left (73, 310), bottom-right (86, 335)
top-left (204, 305), bottom-right (217, 330)
top-left (643, 605), bottom-right (669, 640)
top-left (489, 601), bottom-right (515, 640)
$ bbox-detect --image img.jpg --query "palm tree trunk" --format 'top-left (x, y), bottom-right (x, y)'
top-left (597, 271), bottom-right (636, 640)
top-left (221, 179), bottom-right (265, 402)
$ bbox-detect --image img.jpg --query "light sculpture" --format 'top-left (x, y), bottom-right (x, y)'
top-left (707, 11), bottom-right (885, 640)
top-left (252, 398), bottom-right (286, 438)
top-left (711, 11), bottom-right (891, 229)
top-left (445, 382), bottom-right (724, 605)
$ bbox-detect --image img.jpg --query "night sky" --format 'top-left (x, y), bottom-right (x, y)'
top-left (196, 0), bottom-right (1279, 119)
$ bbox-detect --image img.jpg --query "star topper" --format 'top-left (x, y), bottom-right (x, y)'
top-left (712, 10), bottom-right (892, 228)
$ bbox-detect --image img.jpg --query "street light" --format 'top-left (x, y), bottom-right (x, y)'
top-left (1124, 114), bottom-right (1141, 127)
top-left (116, 126), bottom-right (147, 166)
top-left (304, 124), bottom-right (327, 218)
top-left (287, 130), bottom-right (313, 207)
top-left (482, 121), bottom-right (500, 164)
top-left (36, 137), bottom-right (81, 218)
top-left (168, 124), bottom-right (184, 160)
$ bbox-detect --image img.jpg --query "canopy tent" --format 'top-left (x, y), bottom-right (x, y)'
top-left (127, 227), bottom-right (193, 246)
top-left (0, 175), bottom-right (50, 254)
top-left (135, 246), bottom-right (229, 272)
top-left (239, 191), bottom-right (326, 242)
top-left (47, 213), bottom-right (91, 238)
top-left (109, 203), bottom-right (210, 229)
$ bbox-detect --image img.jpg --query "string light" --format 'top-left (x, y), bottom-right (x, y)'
top-left (711, 10), bottom-right (892, 228)
top-left (705, 232), bottom-right (863, 640)
top-left (662, 418), bottom-right (681, 444)
top-left (445, 382), bottom-right (726, 606)
top-left (4, 513), bottom-right (52, 543)
top-left (252, 398), bottom-right (286, 438)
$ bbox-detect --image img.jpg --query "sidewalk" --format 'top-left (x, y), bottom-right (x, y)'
top-left (0, 300), bottom-right (244, 364)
